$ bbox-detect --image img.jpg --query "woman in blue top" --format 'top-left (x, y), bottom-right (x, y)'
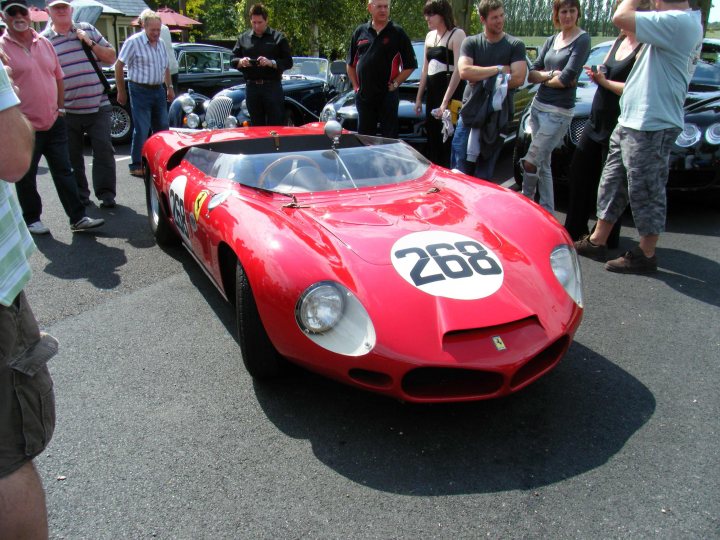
top-left (520, 0), bottom-right (590, 212)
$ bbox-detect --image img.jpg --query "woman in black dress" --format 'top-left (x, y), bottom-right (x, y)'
top-left (564, 2), bottom-right (651, 245)
top-left (414, 0), bottom-right (466, 168)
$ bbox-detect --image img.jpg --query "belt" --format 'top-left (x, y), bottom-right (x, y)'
top-left (246, 79), bottom-right (280, 85)
top-left (131, 82), bottom-right (162, 90)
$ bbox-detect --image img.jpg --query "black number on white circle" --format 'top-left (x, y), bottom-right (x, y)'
top-left (395, 241), bottom-right (500, 286)
top-left (170, 188), bottom-right (187, 236)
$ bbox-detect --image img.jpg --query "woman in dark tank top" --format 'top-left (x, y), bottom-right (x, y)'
top-left (564, 0), bottom-right (652, 245)
top-left (414, 0), bottom-right (466, 167)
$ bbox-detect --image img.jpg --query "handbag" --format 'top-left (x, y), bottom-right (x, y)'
top-left (449, 99), bottom-right (462, 125)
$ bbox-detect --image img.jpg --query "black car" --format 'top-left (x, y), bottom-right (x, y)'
top-left (168, 57), bottom-right (352, 130)
top-left (319, 41), bottom-right (538, 154)
top-left (512, 39), bottom-right (720, 197)
top-left (108, 43), bottom-right (245, 144)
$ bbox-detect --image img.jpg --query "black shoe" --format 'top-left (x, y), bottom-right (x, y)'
top-left (100, 199), bottom-right (116, 208)
top-left (573, 234), bottom-right (608, 262)
top-left (80, 198), bottom-right (92, 206)
top-left (605, 247), bottom-right (657, 274)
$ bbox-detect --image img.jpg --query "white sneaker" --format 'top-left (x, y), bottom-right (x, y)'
top-left (27, 221), bottom-right (50, 235)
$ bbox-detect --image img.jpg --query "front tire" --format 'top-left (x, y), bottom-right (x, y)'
top-left (145, 171), bottom-right (180, 246)
top-left (235, 261), bottom-right (287, 379)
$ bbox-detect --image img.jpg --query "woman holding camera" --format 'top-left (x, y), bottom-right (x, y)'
top-left (519, 0), bottom-right (590, 212)
top-left (414, 0), bottom-right (466, 168)
top-left (563, 0), bottom-right (651, 245)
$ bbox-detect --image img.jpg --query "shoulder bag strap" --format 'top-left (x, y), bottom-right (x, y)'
top-left (80, 37), bottom-right (112, 93)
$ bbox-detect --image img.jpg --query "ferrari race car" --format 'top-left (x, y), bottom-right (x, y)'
top-left (142, 122), bottom-right (583, 402)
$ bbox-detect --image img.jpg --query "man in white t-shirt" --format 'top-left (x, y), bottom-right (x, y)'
top-left (574, 0), bottom-right (702, 274)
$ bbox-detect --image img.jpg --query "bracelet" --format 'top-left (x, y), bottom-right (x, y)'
top-left (58, 108), bottom-right (66, 113)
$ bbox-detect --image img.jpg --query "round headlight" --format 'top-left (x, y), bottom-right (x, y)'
top-left (297, 283), bottom-right (345, 333)
top-left (224, 116), bottom-right (238, 128)
top-left (186, 113), bottom-right (200, 129)
top-left (551, 245), bottom-right (583, 308)
top-left (704, 122), bottom-right (720, 145)
top-left (675, 123), bottom-right (701, 147)
top-left (179, 95), bottom-right (195, 114)
top-left (240, 99), bottom-right (249, 117)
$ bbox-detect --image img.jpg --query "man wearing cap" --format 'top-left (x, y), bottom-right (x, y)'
top-left (115, 9), bottom-right (174, 177)
top-left (0, 0), bottom-right (104, 233)
top-left (43, 0), bottom-right (117, 208)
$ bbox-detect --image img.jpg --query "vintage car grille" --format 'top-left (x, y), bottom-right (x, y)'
top-left (205, 96), bottom-right (234, 129)
top-left (569, 117), bottom-right (589, 146)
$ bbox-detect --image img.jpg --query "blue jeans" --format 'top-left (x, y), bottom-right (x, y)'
top-left (450, 116), bottom-right (503, 179)
top-left (128, 82), bottom-right (169, 169)
top-left (14, 116), bottom-right (85, 225)
top-left (520, 105), bottom-right (571, 212)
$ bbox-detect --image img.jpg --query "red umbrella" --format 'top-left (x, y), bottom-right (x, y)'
top-left (29, 6), bottom-right (48, 22)
top-left (132, 7), bottom-right (201, 28)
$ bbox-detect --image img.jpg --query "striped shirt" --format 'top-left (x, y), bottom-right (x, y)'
top-left (42, 23), bottom-right (111, 114)
top-left (0, 59), bottom-right (35, 306)
top-left (118, 30), bottom-right (168, 85)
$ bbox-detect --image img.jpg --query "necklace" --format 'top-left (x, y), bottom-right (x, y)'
top-left (433, 29), bottom-right (446, 47)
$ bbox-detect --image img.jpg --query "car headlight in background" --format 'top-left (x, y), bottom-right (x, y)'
top-left (320, 104), bottom-right (338, 122)
top-left (224, 116), bottom-right (238, 128)
top-left (179, 95), bottom-right (195, 114)
top-left (705, 122), bottom-right (720, 145)
top-left (675, 123), bottom-right (701, 147)
top-left (186, 113), bottom-right (200, 129)
top-left (296, 281), bottom-right (376, 356)
top-left (550, 245), bottom-right (583, 308)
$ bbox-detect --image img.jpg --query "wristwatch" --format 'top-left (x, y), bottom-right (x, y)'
top-left (391, 80), bottom-right (399, 89)
top-left (271, 60), bottom-right (277, 69)
top-left (89, 40), bottom-right (96, 48)
top-left (496, 65), bottom-right (503, 75)
top-left (58, 108), bottom-right (66, 114)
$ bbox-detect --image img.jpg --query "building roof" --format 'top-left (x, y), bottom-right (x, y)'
top-left (26, 0), bottom-right (149, 16)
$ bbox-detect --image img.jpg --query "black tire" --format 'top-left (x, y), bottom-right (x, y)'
top-left (145, 172), bottom-right (180, 246)
top-left (110, 103), bottom-right (133, 144)
top-left (235, 261), bottom-right (287, 379)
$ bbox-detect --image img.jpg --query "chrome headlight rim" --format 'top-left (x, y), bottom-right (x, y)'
top-left (296, 282), bottom-right (345, 334)
top-left (704, 122), bottom-right (720, 145)
top-left (186, 113), bottom-right (200, 129)
top-left (240, 99), bottom-right (249, 118)
top-left (224, 116), bottom-right (238, 128)
top-left (551, 244), bottom-right (583, 308)
top-left (675, 123), bottom-right (701, 148)
top-left (179, 95), bottom-right (195, 114)
top-left (320, 104), bottom-right (338, 122)
top-left (295, 281), bottom-right (376, 356)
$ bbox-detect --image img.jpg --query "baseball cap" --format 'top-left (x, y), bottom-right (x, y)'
top-left (47, 0), bottom-right (71, 6)
top-left (1, 0), bottom-right (29, 12)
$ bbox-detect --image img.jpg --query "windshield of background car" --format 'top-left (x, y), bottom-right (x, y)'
top-left (286, 58), bottom-right (329, 81)
top-left (407, 42), bottom-right (424, 83)
top-left (182, 134), bottom-right (431, 194)
top-left (578, 43), bottom-right (611, 84)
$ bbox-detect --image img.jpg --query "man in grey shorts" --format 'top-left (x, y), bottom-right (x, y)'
top-left (0, 56), bottom-right (58, 537)
top-left (574, 0), bottom-right (702, 273)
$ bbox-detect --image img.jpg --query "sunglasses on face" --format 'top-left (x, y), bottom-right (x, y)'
top-left (4, 6), bottom-right (29, 16)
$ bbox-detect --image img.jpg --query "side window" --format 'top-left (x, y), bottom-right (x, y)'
top-left (207, 52), bottom-right (221, 72)
top-left (223, 53), bottom-right (239, 72)
top-left (177, 52), bottom-right (187, 73)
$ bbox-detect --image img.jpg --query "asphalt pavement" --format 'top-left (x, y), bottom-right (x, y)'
top-left (22, 142), bottom-right (720, 539)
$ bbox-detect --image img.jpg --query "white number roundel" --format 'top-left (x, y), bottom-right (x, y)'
top-left (390, 231), bottom-right (504, 300)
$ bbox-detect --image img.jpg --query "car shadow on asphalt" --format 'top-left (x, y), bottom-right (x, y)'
top-left (244, 342), bottom-right (655, 496)
top-left (652, 247), bottom-right (720, 309)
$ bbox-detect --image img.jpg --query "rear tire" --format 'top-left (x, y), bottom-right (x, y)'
top-left (235, 261), bottom-right (287, 379)
top-left (145, 171), bottom-right (180, 246)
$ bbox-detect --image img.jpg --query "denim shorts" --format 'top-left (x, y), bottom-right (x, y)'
top-left (0, 291), bottom-right (58, 478)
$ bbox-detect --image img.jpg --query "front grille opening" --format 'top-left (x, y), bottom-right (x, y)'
top-left (348, 369), bottom-right (393, 389)
top-left (402, 368), bottom-right (503, 399)
top-left (569, 118), bottom-right (588, 145)
top-left (510, 336), bottom-right (570, 390)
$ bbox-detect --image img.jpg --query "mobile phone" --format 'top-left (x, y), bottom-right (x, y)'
top-left (591, 65), bottom-right (598, 74)
top-left (249, 59), bottom-right (259, 66)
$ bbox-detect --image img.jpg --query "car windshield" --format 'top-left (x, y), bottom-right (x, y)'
top-left (578, 43), bottom-right (612, 83)
top-left (406, 42), bottom-right (424, 83)
top-left (286, 58), bottom-right (329, 81)
top-left (182, 134), bottom-right (431, 194)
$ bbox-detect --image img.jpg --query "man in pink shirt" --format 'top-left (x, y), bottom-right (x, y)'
top-left (0, 0), bottom-right (103, 234)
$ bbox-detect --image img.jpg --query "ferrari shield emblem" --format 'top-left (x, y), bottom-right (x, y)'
top-left (492, 336), bottom-right (506, 351)
top-left (194, 190), bottom-right (209, 222)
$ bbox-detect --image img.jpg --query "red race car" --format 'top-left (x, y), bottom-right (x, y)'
top-left (142, 122), bottom-right (583, 402)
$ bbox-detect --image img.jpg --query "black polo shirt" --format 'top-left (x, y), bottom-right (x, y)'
top-left (232, 27), bottom-right (293, 81)
top-left (347, 20), bottom-right (417, 100)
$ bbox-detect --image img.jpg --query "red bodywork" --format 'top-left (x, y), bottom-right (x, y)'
top-left (143, 125), bottom-right (583, 402)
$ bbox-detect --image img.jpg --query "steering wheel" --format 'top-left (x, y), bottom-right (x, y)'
top-left (258, 155), bottom-right (321, 189)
